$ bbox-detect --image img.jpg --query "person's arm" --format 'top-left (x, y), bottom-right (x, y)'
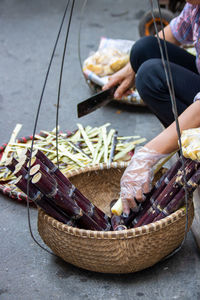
top-left (146, 100), bottom-right (200, 154)
top-left (120, 100), bottom-right (200, 214)
top-left (157, 24), bottom-right (181, 46)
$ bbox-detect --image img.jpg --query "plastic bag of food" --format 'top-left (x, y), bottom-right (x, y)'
top-left (83, 47), bottom-right (129, 77)
top-left (181, 128), bottom-right (200, 160)
top-left (82, 37), bottom-right (144, 106)
top-left (83, 37), bottom-right (134, 77)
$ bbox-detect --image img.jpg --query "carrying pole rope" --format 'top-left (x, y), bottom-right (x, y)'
top-left (55, 0), bottom-right (76, 168)
top-left (26, 0), bottom-right (75, 255)
top-left (150, 0), bottom-right (189, 259)
top-left (78, 0), bottom-right (88, 73)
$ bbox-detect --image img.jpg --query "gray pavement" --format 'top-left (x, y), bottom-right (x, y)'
top-left (0, 0), bottom-right (199, 299)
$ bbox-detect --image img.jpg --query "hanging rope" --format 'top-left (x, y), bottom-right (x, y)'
top-left (55, 0), bottom-right (76, 168)
top-left (78, 0), bottom-right (88, 73)
top-left (26, 0), bottom-right (75, 255)
top-left (150, 0), bottom-right (189, 259)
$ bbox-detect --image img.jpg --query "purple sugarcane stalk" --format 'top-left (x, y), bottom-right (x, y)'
top-left (32, 172), bottom-right (105, 231)
top-left (132, 159), bottom-right (184, 227)
top-left (136, 159), bottom-right (200, 227)
top-left (14, 175), bottom-right (74, 225)
top-left (153, 167), bottom-right (200, 222)
top-left (35, 149), bottom-right (110, 226)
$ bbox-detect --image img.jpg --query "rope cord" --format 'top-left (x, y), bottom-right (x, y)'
top-left (78, 0), bottom-right (88, 73)
top-left (150, 0), bottom-right (189, 259)
top-left (26, 0), bottom-right (75, 255)
top-left (56, 0), bottom-right (76, 168)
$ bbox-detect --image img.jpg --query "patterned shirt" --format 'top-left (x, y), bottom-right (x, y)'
top-left (170, 3), bottom-right (200, 73)
top-left (170, 3), bottom-right (200, 101)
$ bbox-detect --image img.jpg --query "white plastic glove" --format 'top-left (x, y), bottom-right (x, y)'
top-left (120, 146), bottom-right (168, 215)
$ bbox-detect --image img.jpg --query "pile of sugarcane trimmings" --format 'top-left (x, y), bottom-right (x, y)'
top-left (0, 123), bottom-right (146, 183)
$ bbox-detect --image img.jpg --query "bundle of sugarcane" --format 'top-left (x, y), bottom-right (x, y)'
top-left (6, 149), bottom-right (111, 231)
top-left (133, 158), bottom-right (200, 227)
top-left (107, 156), bottom-right (200, 230)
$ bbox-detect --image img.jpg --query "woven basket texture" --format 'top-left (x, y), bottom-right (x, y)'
top-left (38, 163), bottom-right (194, 274)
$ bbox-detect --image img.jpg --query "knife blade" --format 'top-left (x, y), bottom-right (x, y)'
top-left (77, 87), bottom-right (116, 118)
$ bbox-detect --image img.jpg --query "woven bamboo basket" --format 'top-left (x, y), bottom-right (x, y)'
top-left (38, 162), bottom-right (194, 274)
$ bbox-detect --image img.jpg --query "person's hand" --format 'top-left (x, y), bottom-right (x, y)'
top-left (120, 146), bottom-right (168, 215)
top-left (102, 62), bottom-right (135, 99)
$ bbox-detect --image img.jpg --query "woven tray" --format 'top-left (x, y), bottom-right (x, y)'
top-left (0, 136), bottom-right (34, 203)
top-left (38, 163), bottom-right (194, 274)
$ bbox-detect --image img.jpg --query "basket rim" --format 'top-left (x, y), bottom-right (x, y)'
top-left (38, 162), bottom-right (191, 240)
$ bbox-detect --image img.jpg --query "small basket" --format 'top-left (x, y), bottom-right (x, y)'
top-left (38, 163), bottom-right (194, 274)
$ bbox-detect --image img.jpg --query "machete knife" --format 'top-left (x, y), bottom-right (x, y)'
top-left (77, 87), bottom-right (117, 118)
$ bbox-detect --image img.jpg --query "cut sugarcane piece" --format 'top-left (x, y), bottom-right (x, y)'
top-left (13, 163), bottom-right (28, 178)
top-left (110, 200), bottom-right (127, 231)
top-left (111, 197), bottom-right (123, 216)
top-left (4, 156), bottom-right (18, 172)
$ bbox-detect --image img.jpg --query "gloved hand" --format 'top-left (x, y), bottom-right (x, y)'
top-left (120, 146), bottom-right (168, 215)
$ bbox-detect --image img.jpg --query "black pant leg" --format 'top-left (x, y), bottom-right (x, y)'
top-left (130, 36), bottom-right (198, 74)
top-left (135, 58), bottom-right (200, 127)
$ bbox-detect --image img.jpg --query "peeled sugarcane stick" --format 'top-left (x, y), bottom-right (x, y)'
top-left (110, 200), bottom-right (127, 231)
top-left (32, 171), bottom-right (105, 231)
top-left (135, 159), bottom-right (200, 227)
top-left (14, 175), bottom-right (74, 226)
top-left (34, 149), bottom-right (110, 227)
